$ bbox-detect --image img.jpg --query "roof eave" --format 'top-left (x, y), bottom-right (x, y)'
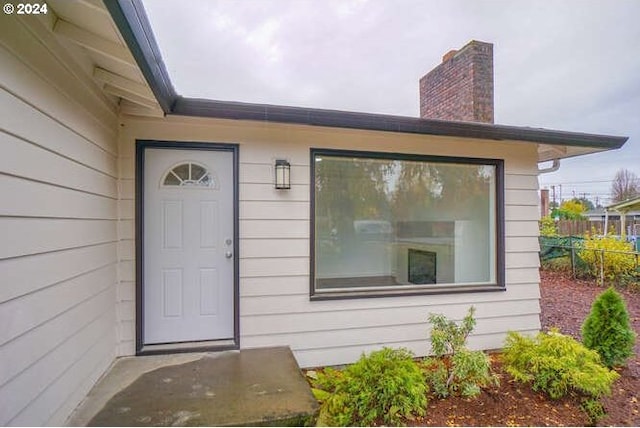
top-left (606, 196), bottom-right (640, 212)
top-left (172, 97), bottom-right (628, 150)
top-left (104, 0), bottom-right (177, 113)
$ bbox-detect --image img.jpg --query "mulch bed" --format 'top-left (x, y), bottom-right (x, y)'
top-left (539, 270), bottom-right (640, 427)
top-left (420, 360), bottom-right (588, 426)
top-left (419, 270), bottom-right (640, 426)
top-left (306, 271), bottom-right (640, 426)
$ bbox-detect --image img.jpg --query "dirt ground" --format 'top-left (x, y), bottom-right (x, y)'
top-left (420, 270), bottom-right (640, 427)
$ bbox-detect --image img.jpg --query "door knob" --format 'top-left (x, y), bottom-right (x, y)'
top-left (225, 251), bottom-right (233, 259)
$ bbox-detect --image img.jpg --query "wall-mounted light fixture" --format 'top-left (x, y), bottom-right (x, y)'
top-left (274, 159), bottom-right (291, 189)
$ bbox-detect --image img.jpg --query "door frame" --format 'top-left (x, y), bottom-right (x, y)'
top-left (135, 140), bottom-right (240, 355)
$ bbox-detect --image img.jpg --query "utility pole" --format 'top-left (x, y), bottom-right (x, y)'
top-left (559, 184), bottom-right (562, 204)
top-left (551, 185), bottom-right (556, 207)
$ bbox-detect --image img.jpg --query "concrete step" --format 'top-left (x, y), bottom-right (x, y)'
top-left (70, 347), bottom-right (318, 426)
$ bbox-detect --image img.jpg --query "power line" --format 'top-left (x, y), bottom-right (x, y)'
top-left (541, 179), bottom-right (615, 185)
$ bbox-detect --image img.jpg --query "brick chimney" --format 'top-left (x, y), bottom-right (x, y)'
top-left (419, 40), bottom-right (494, 123)
top-left (541, 188), bottom-right (550, 218)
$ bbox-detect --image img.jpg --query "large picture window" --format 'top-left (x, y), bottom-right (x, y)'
top-left (311, 149), bottom-right (504, 298)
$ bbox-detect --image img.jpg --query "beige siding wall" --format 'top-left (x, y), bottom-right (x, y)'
top-left (119, 115), bottom-right (541, 367)
top-left (0, 17), bottom-right (119, 426)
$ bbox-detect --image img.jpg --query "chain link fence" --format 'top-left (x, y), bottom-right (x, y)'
top-left (540, 236), bottom-right (640, 285)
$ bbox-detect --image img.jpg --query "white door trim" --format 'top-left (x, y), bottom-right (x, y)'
top-left (135, 140), bottom-right (239, 355)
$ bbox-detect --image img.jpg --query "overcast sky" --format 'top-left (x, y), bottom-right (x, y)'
top-left (141, 0), bottom-right (639, 207)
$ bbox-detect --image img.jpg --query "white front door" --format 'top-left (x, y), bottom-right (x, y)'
top-left (143, 147), bottom-right (235, 345)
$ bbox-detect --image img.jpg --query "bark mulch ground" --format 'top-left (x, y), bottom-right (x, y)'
top-left (419, 270), bottom-right (640, 427)
top-left (539, 270), bottom-right (640, 427)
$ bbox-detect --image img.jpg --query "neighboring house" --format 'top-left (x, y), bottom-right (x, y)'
top-left (586, 202), bottom-right (640, 236)
top-left (585, 208), bottom-right (640, 225)
top-left (0, 1), bottom-right (629, 426)
top-left (601, 197), bottom-right (640, 237)
top-left (554, 208), bottom-right (640, 236)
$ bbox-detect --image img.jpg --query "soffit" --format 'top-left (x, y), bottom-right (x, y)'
top-left (42, 0), bottom-right (163, 116)
top-left (537, 143), bottom-right (607, 163)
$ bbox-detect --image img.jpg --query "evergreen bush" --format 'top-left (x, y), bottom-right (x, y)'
top-left (502, 329), bottom-right (618, 400)
top-left (310, 347), bottom-right (427, 426)
top-left (428, 307), bottom-right (476, 356)
top-left (424, 307), bottom-right (498, 398)
top-left (582, 287), bottom-right (636, 368)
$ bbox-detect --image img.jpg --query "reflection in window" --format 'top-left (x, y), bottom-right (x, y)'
top-left (162, 162), bottom-right (216, 188)
top-left (312, 150), bottom-right (502, 296)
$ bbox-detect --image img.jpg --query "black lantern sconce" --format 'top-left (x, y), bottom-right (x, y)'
top-left (274, 159), bottom-right (291, 189)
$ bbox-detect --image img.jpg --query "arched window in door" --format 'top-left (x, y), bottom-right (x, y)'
top-left (161, 161), bottom-right (217, 188)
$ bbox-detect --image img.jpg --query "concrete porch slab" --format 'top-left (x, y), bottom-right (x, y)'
top-left (67, 347), bottom-right (318, 427)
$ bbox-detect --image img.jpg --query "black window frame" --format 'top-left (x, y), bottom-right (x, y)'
top-left (309, 148), bottom-right (505, 300)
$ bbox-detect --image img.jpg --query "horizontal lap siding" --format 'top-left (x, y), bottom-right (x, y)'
top-left (0, 18), bottom-right (118, 426)
top-left (115, 136), bottom-right (135, 355)
top-left (120, 115), bottom-right (542, 367)
top-left (235, 130), bottom-right (541, 367)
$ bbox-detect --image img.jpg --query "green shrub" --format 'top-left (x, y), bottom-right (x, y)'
top-left (582, 287), bottom-right (636, 368)
top-left (540, 256), bottom-right (572, 272)
top-left (423, 349), bottom-right (496, 398)
top-left (539, 215), bottom-right (558, 236)
top-left (502, 329), bottom-right (619, 400)
top-left (311, 347), bottom-right (427, 426)
top-left (581, 398), bottom-right (607, 426)
top-left (428, 306), bottom-right (476, 356)
top-left (578, 234), bottom-right (636, 284)
top-left (425, 307), bottom-right (498, 398)
top-left (420, 359), bottom-right (448, 398)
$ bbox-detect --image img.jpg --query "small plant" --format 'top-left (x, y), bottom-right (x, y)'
top-left (310, 347), bottom-right (427, 426)
top-left (581, 398), bottom-right (607, 426)
top-left (424, 307), bottom-right (498, 398)
top-left (502, 329), bottom-right (619, 400)
top-left (582, 287), bottom-right (636, 368)
top-left (423, 349), bottom-right (496, 398)
top-left (428, 306), bottom-right (476, 356)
